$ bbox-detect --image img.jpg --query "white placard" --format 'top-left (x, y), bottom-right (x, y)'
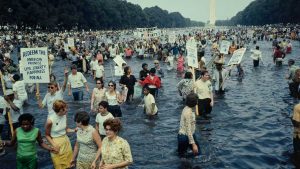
top-left (168, 32), bottom-right (176, 44)
top-left (227, 48), bottom-right (246, 66)
top-left (68, 37), bottom-right (75, 48)
top-left (186, 38), bottom-right (198, 68)
top-left (64, 43), bottom-right (69, 52)
top-left (113, 55), bottom-right (126, 67)
top-left (20, 47), bottom-right (50, 83)
top-left (220, 40), bottom-right (231, 54)
top-left (115, 66), bottom-right (123, 76)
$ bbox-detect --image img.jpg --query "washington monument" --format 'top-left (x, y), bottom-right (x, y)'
top-left (209, 0), bottom-right (216, 25)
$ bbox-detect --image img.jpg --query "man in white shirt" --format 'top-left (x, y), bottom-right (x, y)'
top-left (250, 46), bottom-right (262, 67)
top-left (143, 85), bottom-right (158, 116)
top-left (11, 74), bottom-right (28, 105)
top-left (68, 64), bottom-right (89, 101)
top-left (93, 61), bottom-right (104, 81)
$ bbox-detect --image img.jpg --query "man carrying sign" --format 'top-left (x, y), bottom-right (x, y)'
top-left (68, 65), bottom-right (89, 101)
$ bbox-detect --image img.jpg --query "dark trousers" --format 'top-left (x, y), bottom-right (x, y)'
top-left (198, 98), bottom-right (212, 116)
top-left (289, 82), bottom-right (299, 98)
top-left (253, 60), bottom-right (259, 67)
top-left (178, 134), bottom-right (200, 157)
top-left (294, 137), bottom-right (300, 153)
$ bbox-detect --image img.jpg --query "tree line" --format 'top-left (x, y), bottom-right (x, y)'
top-left (0, 0), bottom-right (204, 30)
top-left (216, 0), bottom-right (300, 26)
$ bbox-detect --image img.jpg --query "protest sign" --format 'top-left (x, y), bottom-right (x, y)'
top-left (68, 37), bottom-right (75, 48)
top-left (186, 38), bottom-right (198, 68)
top-left (115, 66), bottom-right (123, 76)
top-left (227, 48), bottom-right (246, 66)
top-left (168, 32), bottom-right (176, 44)
top-left (64, 43), bottom-right (69, 52)
top-left (113, 55), bottom-right (127, 67)
top-left (20, 47), bottom-right (50, 83)
top-left (220, 40), bottom-right (231, 54)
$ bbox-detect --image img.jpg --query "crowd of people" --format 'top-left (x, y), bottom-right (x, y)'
top-left (0, 24), bottom-right (300, 168)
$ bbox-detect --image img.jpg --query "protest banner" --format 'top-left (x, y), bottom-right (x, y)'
top-left (113, 55), bottom-right (127, 67)
top-left (227, 48), bottom-right (247, 66)
top-left (68, 37), bottom-right (75, 48)
top-left (186, 38), bottom-right (198, 68)
top-left (220, 40), bottom-right (231, 54)
top-left (20, 47), bottom-right (50, 83)
top-left (186, 37), bottom-right (199, 116)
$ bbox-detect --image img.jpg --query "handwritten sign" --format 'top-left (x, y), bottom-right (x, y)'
top-left (186, 38), bottom-right (198, 68)
top-left (227, 48), bottom-right (246, 66)
top-left (20, 47), bottom-right (50, 83)
top-left (220, 40), bottom-right (231, 54)
top-left (114, 66), bottom-right (123, 76)
top-left (113, 55), bottom-right (127, 67)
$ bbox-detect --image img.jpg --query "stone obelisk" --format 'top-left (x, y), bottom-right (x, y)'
top-left (209, 0), bottom-right (216, 26)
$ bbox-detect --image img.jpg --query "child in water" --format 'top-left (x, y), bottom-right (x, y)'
top-left (2, 113), bottom-right (57, 169)
top-left (143, 85), bottom-right (158, 116)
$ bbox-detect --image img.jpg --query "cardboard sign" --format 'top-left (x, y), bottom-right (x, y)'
top-left (168, 32), bottom-right (176, 44)
top-left (186, 38), bottom-right (198, 68)
top-left (114, 66), bottom-right (123, 76)
top-left (20, 47), bottom-right (50, 83)
top-left (68, 37), bottom-right (75, 48)
top-left (227, 48), bottom-right (246, 66)
top-left (113, 55), bottom-right (126, 67)
top-left (64, 43), bottom-right (69, 52)
top-left (220, 40), bottom-right (231, 54)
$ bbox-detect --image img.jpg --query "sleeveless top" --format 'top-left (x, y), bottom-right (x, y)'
top-left (48, 113), bottom-right (67, 138)
top-left (77, 125), bottom-right (98, 162)
top-left (16, 127), bottom-right (39, 158)
top-left (94, 88), bottom-right (106, 103)
top-left (105, 91), bottom-right (119, 106)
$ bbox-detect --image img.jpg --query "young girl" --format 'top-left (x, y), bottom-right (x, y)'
top-left (3, 113), bottom-right (56, 169)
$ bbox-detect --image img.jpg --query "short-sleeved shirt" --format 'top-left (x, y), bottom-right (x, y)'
top-left (7, 99), bottom-right (23, 123)
top-left (194, 79), bottom-right (212, 99)
top-left (101, 136), bottom-right (133, 169)
top-left (42, 90), bottom-right (63, 115)
top-left (68, 72), bottom-right (87, 88)
top-left (12, 81), bottom-right (28, 101)
top-left (95, 112), bottom-right (114, 135)
top-left (94, 64), bottom-right (104, 78)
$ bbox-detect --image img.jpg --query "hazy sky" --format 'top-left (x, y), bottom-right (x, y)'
top-left (126, 0), bottom-right (255, 22)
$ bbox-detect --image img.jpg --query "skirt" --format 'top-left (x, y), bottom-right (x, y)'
top-left (50, 135), bottom-right (73, 169)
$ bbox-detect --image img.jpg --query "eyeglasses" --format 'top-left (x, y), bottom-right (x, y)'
top-left (48, 86), bottom-right (54, 89)
top-left (108, 85), bottom-right (114, 87)
top-left (154, 63), bottom-right (159, 64)
top-left (105, 128), bottom-right (113, 131)
top-left (96, 83), bottom-right (102, 84)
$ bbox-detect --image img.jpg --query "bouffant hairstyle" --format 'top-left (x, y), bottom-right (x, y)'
top-left (99, 101), bottom-right (109, 109)
top-left (185, 93), bottom-right (198, 108)
top-left (74, 111), bottom-right (90, 126)
top-left (52, 100), bottom-right (67, 113)
top-left (103, 118), bottom-right (122, 133)
top-left (184, 72), bottom-right (193, 79)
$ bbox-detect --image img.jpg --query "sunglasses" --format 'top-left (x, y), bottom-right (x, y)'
top-left (108, 84), bottom-right (114, 87)
top-left (97, 83), bottom-right (102, 84)
top-left (48, 86), bottom-right (55, 89)
top-left (154, 63), bottom-right (159, 64)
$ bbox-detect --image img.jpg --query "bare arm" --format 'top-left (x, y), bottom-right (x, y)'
top-left (92, 130), bottom-right (102, 169)
top-left (45, 119), bottom-right (59, 153)
top-left (4, 130), bottom-right (17, 146)
top-left (61, 69), bottom-right (69, 92)
top-left (91, 90), bottom-right (95, 110)
top-left (70, 141), bottom-right (79, 167)
top-left (37, 130), bottom-right (57, 153)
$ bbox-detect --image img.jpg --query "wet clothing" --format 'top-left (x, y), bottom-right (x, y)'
top-left (101, 136), bottom-right (133, 169)
top-left (16, 127), bottom-right (39, 169)
top-left (139, 69), bottom-right (149, 81)
top-left (177, 79), bottom-right (194, 100)
top-left (105, 91), bottom-right (122, 117)
top-left (76, 125), bottom-right (99, 169)
top-left (119, 75), bottom-right (137, 100)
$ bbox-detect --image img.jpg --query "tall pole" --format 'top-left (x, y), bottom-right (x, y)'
top-left (209, 0), bottom-right (216, 26)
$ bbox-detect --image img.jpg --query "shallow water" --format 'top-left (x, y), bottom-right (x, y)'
top-left (1, 39), bottom-right (300, 169)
